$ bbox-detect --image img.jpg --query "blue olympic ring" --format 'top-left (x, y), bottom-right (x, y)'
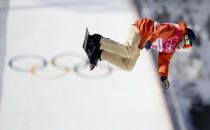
top-left (9, 55), bottom-right (47, 72)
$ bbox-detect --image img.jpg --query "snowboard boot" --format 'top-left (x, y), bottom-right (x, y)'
top-left (89, 50), bottom-right (103, 70)
top-left (86, 34), bottom-right (102, 70)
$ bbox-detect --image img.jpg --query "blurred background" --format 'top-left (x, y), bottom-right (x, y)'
top-left (135, 0), bottom-right (210, 130)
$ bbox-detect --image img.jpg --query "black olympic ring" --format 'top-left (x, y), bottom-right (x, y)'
top-left (8, 53), bottom-right (113, 79)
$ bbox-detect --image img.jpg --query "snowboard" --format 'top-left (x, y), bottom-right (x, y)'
top-left (82, 27), bottom-right (95, 70)
top-left (83, 27), bottom-right (90, 53)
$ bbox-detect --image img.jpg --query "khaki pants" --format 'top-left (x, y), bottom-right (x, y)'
top-left (100, 25), bottom-right (141, 71)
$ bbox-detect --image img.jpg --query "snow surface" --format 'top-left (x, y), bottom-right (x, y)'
top-left (0, 0), bottom-right (173, 130)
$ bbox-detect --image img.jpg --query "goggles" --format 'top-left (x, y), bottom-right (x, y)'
top-left (183, 35), bottom-right (192, 49)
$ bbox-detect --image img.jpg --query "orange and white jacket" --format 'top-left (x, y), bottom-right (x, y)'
top-left (134, 18), bottom-right (187, 78)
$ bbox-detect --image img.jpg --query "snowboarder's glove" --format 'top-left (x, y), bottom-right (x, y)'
top-left (161, 76), bottom-right (170, 89)
top-left (143, 40), bottom-right (152, 50)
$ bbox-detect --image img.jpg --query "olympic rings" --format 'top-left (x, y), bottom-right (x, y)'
top-left (166, 40), bottom-right (176, 53)
top-left (8, 53), bottom-right (113, 79)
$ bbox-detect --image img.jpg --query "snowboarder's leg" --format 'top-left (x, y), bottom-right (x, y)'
top-left (99, 25), bottom-right (140, 58)
top-left (84, 25), bottom-right (140, 71)
top-left (101, 49), bottom-right (140, 71)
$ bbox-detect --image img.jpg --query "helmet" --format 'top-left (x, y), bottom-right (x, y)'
top-left (183, 28), bottom-right (196, 49)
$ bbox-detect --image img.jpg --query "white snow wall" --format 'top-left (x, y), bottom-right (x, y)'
top-left (0, 0), bottom-right (174, 130)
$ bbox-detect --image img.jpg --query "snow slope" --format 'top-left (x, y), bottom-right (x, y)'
top-left (0, 0), bottom-right (173, 130)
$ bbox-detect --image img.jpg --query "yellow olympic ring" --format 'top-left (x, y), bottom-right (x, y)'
top-left (30, 62), bottom-right (70, 79)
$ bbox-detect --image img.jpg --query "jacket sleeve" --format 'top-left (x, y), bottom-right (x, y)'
top-left (177, 22), bottom-right (188, 43)
top-left (147, 24), bottom-right (177, 43)
top-left (158, 52), bottom-right (174, 78)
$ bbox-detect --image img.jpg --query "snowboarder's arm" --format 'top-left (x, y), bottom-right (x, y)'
top-left (177, 22), bottom-right (188, 43)
top-left (147, 24), bottom-right (177, 43)
top-left (158, 52), bottom-right (174, 78)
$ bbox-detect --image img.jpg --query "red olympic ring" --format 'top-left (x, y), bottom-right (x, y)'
top-left (8, 53), bottom-right (113, 79)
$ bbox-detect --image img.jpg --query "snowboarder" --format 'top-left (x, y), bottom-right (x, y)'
top-left (83, 18), bottom-right (196, 89)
